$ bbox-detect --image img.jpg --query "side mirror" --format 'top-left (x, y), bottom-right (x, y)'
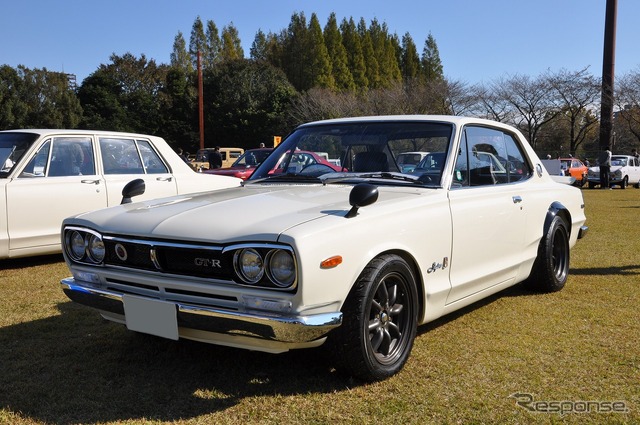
top-left (346, 183), bottom-right (378, 218)
top-left (121, 178), bottom-right (146, 204)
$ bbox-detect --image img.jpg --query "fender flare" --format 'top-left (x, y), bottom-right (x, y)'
top-left (543, 201), bottom-right (571, 238)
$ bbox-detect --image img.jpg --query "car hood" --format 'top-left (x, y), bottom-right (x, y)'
top-left (67, 184), bottom-right (428, 243)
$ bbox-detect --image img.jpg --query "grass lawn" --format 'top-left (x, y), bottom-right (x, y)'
top-left (0, 188), bottom-right (638, 424)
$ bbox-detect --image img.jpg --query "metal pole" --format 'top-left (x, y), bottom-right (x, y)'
top-left (198, 51), bottom-right (204, 150)
top-left (598, 0), bottom-right (617, 150)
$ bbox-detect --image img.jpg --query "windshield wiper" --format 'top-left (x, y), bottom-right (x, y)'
top-left (323, 172), bottom-right (437, 186)
top-left (250, 173), bottom-right (323, 184)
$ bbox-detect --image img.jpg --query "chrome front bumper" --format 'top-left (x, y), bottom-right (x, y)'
top-left (61, 278), bottom-right (342, 345)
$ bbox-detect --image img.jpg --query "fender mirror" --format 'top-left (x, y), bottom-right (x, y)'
top-left (121, 178), bottom-right (146, 204)
top-left (346, 183), bottom-right (378, 218)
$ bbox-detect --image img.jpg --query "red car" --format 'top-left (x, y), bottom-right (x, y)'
top-left (205, 148), bottom-right (274, 180)
top-left (206, 148), bottom-right (342, 180)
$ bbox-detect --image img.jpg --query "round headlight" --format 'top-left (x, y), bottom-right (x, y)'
top-left (268, 249), bottom-right (296, 288)
top-left (68, 231), bottom-right (86, 260)
top-left (87, 234), bottom-right (105, 263)
top-left (235, 248), bottom-right (264, 283)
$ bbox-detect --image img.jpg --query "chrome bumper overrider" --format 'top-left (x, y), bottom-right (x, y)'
top-left (61, 278), bottom-right (342, 344)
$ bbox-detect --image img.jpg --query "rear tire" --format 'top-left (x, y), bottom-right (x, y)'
top-left (327, 254), bottom-right (418, 382)
top-left (524, 215), bottom-right (570, 293)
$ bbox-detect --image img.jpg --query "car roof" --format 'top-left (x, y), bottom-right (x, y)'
top-left (297, 115), bottom-right (513, 130)
top-left (0, 129), bottom-right (159, 139)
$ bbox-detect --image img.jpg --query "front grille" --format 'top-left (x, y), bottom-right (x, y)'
top-left (103, 237), bottom-right (235, 281)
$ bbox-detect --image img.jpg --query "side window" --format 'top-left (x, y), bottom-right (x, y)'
top-left (20, 140), bottom-right (51, 177)
top-left (452, 126), bottom-right (532, 188)
top-left (21, 137), bottom-right (94, 177)
top-left (100, 138), bottom-right (144, 174)
top-left (137, 140), bottom-right (168, 174)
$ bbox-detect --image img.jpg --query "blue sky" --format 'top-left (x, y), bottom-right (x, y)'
top-left (3, 0), bottom-right (639, 86)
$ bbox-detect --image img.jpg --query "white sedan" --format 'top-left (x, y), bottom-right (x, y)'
top-left (0, 130), bottom-right (241, 259)
top-left (59, 116), bottom-right (587, 381)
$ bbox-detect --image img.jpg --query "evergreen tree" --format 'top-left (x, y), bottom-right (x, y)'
top-left (220, 23), bottom-right (244, 61)
top-left (307, 14), bottom-right (335, 90)
top-left (282, 12), bottom-right (310, 91)
top-left (422, 33), bottom-right (444, 81)
top-left (170, 31), bottom-right (192, 73)
top-left (189, 16), bottom-right (207, 70)
top-left (340, 17), bottom-right (368, 89)
top-left (204, 20), bottom-right (221, 68)
top-left (401, 32), bottom-right (421, 81)
top-left (358, 18), bottom-right (380, 89)
top-left (324, 13), bottom-right (355, 92)
top-left (250, 29), bottom-right (268, 61)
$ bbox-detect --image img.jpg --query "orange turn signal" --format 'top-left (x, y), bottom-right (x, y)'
top-left (320, 255), bottom-right (342, 269)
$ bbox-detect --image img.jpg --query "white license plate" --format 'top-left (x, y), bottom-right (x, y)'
top-left (123, 295), bottom-right (179, 340)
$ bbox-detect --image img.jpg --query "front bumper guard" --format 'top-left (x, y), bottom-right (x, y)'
top-left (61, 278), bottom-right (342, 344)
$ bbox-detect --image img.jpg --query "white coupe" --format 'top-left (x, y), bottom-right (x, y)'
top-left (0, 130), bottom-right (240, 259)
top-left (59, 116), bottom-right (588, 381)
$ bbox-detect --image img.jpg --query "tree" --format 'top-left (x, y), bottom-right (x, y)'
top-left (15, 66), bottom-right (82, 128)
top-left (220, 23), bottom-right (244, 62)
top-left (493, 74), bottom-right (558, 148)
top-left (170, 31), bottom-right (192, 73)
top-left (546, 68), bottom-right (600, 155)
top-left (340, 17), bottom-right (368, 89)
top-left (0, 65), bottom-right (28, 128)
top-left (204, 59), bottom-right (297, 147)
top-left (324, 13), bottom-right (355, 92)
top-left (250, 29), bottom-right (269, 61)
top-left (358, 18), bottom-right (380, 89)
top-left (78, 53), bottom-right (167, 134)
top-left (189, 16), bottom-right (207, 69)
top-left (307, 14), bottom-right (335, 90)
top-left (615, 68), bottom-right (640, 148)
top-left (422, 33), bottom-right (444, 82)
top-left (400, 33), bottom-right (421, 81)
top-left (204, 21), bottom-right (221, 67)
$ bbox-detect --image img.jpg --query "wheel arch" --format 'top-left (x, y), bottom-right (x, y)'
top-left (375, 249), bottom-right (426, 322)
top-left (545, 201), bottom-right (572, 239)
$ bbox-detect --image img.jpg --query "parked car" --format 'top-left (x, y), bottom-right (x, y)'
top-left (587, 155), bottom-right (640, 189)
top-left (205, 148), bottom-right (274, 180)
top-left (190, 147), bottom-right (244, 171)
top-left (0, 129), bottom-right (241, 259)
top-left (396, 151), bottom-right (430, 173)
top-left (559, 158), bottom-right (588, 186)
top-left (206, 148), bottom-right (343, 180)
top-left (59, 116), bottom-right (587, 381)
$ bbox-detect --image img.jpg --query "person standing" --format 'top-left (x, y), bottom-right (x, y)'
top-left (209, 146), bottom-right (222, 169)
top-left (598, 146), bottom-right (612, 189)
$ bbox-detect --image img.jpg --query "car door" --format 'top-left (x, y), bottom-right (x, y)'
top-left (446, 126), bottom-right (532, 304)
top-left (6, 136), bottom-right (107, 252)
top-left (99, 137), bottom-right (178, 205)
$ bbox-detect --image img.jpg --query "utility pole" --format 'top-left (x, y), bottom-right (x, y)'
top-left (197, 51), bottom-right (204, 150)
top-left (598, 0), bottom-right (617, 151)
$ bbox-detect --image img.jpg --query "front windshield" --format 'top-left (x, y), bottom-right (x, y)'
top-left (611, 157), bottom-right (627, 167)
top-left (248, 121), bottom-right (453, 186)
top-left (0, 132), bottom-right (39, 177)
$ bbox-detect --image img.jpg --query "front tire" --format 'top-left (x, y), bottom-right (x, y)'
top-left (328, 254), bottom-right (418, 382)
top-left (620, 176), bottom-right (628, 189)
top-left (524, 215), bottom-right (570, 292)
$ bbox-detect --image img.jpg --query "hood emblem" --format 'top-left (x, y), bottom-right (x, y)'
top-left (115, 243), bottom-right (128, 261)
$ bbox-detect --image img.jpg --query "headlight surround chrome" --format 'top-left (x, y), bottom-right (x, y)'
top-left (235, 248), bottom-right (265, 284)
top-left (63, 227), bottom-right (105, 265)
top-left (267, 249), bottom-right (296, 288)
top-left (231, 245), bottom-right (297, 290)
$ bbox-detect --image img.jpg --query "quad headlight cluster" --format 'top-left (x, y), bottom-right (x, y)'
top-left (63, 226), bottom-right (298, 290)
top-left (233, 247), bottom-right (297, 288)
top-left (64, 227), bottom-right (105, 264)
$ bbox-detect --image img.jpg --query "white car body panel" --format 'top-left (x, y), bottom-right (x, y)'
top-left (0, 129), bottom-right (241, 259)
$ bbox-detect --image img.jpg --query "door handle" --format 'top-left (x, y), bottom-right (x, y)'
top-left (156, 176), bottom-right (173, 182)
top-left (81, 179), bottom-right (101, 185)
top-left (512, 196), bottom-right (523, 204)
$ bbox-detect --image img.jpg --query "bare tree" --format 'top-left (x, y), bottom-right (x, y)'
top-left (615, 68), bottom-right (640, 147)
top-left (546, 68), bottom-right (601, 155)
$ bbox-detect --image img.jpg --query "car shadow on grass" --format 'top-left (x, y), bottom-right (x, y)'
top-left (568, 264), bottom-right (640, 276)
top-left (0, 301), bottom-right (353, 424)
